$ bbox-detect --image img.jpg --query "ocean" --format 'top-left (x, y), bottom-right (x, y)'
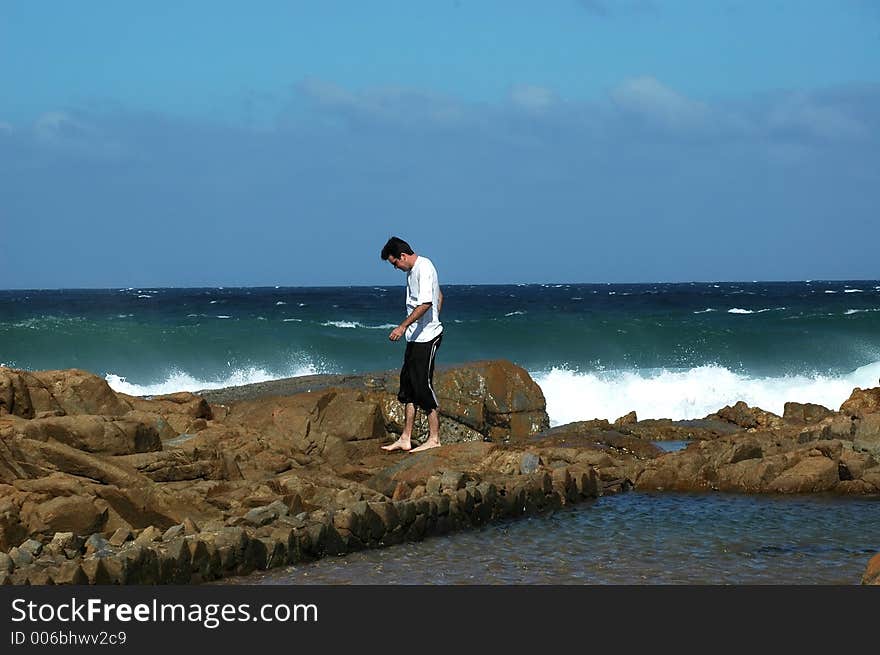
top-left (2, 281), bottom-right (880, 424)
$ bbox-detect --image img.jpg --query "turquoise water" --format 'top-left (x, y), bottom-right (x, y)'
top-left (227, 493), bottom-right (880, 585)
top-left (3, 282), bottom-right (880, 422)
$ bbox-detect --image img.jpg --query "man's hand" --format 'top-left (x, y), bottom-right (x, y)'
top-left (389, 325), bottom-right (406, 341)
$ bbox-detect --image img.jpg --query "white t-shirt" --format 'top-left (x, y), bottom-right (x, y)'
top-left (405, 255), bottom-right (443, 342)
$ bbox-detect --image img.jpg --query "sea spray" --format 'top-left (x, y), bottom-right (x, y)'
top-left (532, 360), bottom-right (880, 426)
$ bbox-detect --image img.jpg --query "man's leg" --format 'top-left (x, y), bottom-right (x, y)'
top-left (381, 402), bottom-right (416, 452)
top-left (410, 408), bottom-right (440, 452)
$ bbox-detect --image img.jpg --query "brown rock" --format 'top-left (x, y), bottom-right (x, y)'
top-left (862, 552), bottom-right (880, 585)
top-left (853, 414), bottom-right (880, 457)
top-left (614, 411), bottom-right (638, 427)
top-left (783, 402), bottom-right (833, 424)
top-left (709, 401), bottom-right (783, 430)
top-left (317, 393), bottom-right (386, 442)
top-left (770, 456), bottom-right (839, 493)
top-left (16, 415), bottom-right (161, 455)
top-left (28, 496), bottom-right (107, 536)
top-left (840, 387), bottom-right (880, 417)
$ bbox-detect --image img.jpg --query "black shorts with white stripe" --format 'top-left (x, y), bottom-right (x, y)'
top-left (397, 331), bottom-right (443, 412)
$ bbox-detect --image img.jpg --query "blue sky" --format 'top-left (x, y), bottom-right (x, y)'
top-left (1, 1), bottom-right (878, 287)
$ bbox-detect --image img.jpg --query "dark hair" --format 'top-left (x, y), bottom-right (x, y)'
top-left (380, 236), bottom-right (414, 260)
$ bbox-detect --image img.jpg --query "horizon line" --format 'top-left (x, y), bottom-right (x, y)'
top-left (2, 278), bottom-right (879, 292)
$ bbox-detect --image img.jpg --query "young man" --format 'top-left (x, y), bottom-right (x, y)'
top-left (380, 236), bottom-right (444, 453)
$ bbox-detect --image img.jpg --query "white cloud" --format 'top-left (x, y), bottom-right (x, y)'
top-left (611, 76), bottom-right (710, 129)
top-left (766, 93), bottom-right (866, 140)
top-left (510, 84), bottom-right (557, 112)
top-left (295, 77), bottom-right (467, 128)
top-left (33, 111), bottom-right (90, 143)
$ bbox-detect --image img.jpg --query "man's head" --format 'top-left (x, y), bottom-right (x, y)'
top-left (381, 236), bottom-right (417, 271)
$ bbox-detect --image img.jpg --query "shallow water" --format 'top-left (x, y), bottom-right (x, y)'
top-left (652, 440), bottom-right (691, 452)
top-left (225, 492), bottom-right (880, 585)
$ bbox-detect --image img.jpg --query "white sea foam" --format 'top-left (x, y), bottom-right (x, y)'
top-left (532, 361), bottom-right (880, 426)
top-left (216, 315), bottom-right (231, 319)
top-left (824, 290), bottom-right (837, 294)
top-left (275, 301), bottom-right (287, 305)
top-left (320, 321), bottom-right (397, 329)
top-left (282, 318), bottom-right (302, 322)
top-left (844, 289), bottom-right (863, 293)
top-left (137, 295), bottom-right (152, 299)
top-left (105, 359), bottom-right (328, 396)
top-left (844, 309), bottom-right (880, 315)
top-left (694, 308), bottom-right (716, 314)
top-left (728, 308), bottom-right (754, 314)
top-left (505, 311), bottom-right (526, 317)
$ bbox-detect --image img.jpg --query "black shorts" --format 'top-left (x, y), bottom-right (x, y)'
top-left (398, 332), bottom-right (443, 412)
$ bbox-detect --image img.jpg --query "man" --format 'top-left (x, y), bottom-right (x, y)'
top-left (380, 236), bottom-right (444, 453)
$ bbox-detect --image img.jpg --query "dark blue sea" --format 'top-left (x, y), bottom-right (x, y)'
top-left (2, 280), bottom-right (880, 423)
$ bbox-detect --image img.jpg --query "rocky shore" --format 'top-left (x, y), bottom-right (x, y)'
top-left (1, 361), bottom-right (878, 585)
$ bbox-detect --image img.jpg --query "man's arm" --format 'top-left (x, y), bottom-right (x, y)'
top-left (389, 302), bottom-right (431, 341)
top-left (438, 289), bottom-right (443, 314)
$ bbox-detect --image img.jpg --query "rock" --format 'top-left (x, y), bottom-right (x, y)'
top-left (614, 411), bottom-right (638, 427)
top-left (182, 517), bottom-right (201, 535)
top-left (19, 538), bottom-right (43, 558)
top-left (9, 546), bottom-right (34, 567)
top-left (84, 534), bottom-right (112, 557)
top-left (0, 551), bottom-right (13, 573)
top-left (28, 496), bottom-right (107, 536)
top-left (52, 561), bottom-right (88, 585)
top-left (430, 361), bottom-right (549, 438)
top-left (840, 387), bottom-right (880, 417)
top-left (109, 528), bottom-right (133, 547)
top-left (317, 393), bottom-right (386, 442)
top-left (47, 532), bottom-right (82, 557)
top-left (17, 415), bottom-right (161, 455)
top-left (783, 402), bottom-right (833, 424)
top-left (0, 368), bottom-right (132, 418)
top-left (243, 502), bottom-right (287, 527)
top-left (863, 552), bottom-right (880, 585)
top-left (853, 415), bottom-right (880, 457)
top-left (135, 525), bottom-right (163, 544)
top-left (709, 401), bottom-right (783, 430)
top-left (162, 524), bottom-right (185, 541)
top-left (519, 452), bottom-right (540, 475)
top-left (440, 470), bottom-right (466, 491)
top-left (770, 457), bottom-right (839, 493)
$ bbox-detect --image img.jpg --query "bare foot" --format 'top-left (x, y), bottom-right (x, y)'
top-left (381, 437), bottom-right (411, 452)
top-left (410, 438), bottom-right (441, 453)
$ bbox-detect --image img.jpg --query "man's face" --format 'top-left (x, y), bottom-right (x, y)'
top-left (388, 253), bottom-right (411, 272)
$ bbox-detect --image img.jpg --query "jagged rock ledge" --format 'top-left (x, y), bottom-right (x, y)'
top-left (2, 362), bottom-right (879, 584)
